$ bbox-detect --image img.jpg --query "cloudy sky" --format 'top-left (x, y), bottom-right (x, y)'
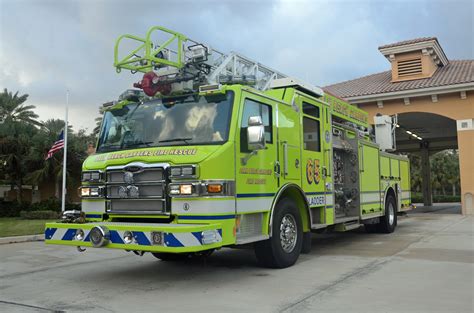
top-left (0, 0), bottom-right (472, 132)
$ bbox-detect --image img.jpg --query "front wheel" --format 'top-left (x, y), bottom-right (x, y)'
top-left (254, 198), bottom-right (303, 268)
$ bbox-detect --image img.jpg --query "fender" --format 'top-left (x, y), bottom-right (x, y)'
top-left (382, 184), bottom-right (399, 212)
top-left (267, 183), bottom-right (311, 237)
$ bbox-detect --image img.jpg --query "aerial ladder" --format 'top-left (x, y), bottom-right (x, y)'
top-left (114, 26), bottom-right (302, 97)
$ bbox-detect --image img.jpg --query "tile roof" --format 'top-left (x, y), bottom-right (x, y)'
top-left (378, 37), bottom-right (438, 50)
top-left (323, 60), bottom-right (474, 99)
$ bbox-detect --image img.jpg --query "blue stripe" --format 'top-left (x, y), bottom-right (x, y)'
top-left (306, 191), bottom-right (332, 195)
top-left (179, 215), bottom-right (235, 220)
top-left (133, 232), bottom-right (151, 246)
top-left (164, 233), bottom-right (184, 247)
top-left (45, 228), bottom-right (57, 240)
top-left (84, 232), bottom-right (91, 242)
top-left (192, 232), bottom-right (203, 244)
top-left (85, 214), bottom-right (102, 219)
top-left (237, 193), bottom-right (275, 198)
top-left (110, 230), bottom-right (124, 244)
top-left (62, 229), bottom-right (76, 241)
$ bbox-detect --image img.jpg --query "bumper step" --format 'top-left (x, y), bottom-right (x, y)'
top-left (45, 221), bottom-right (223, 253)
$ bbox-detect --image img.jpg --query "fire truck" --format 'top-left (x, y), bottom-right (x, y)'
top-left (45, 26), bottom-right (411, 268)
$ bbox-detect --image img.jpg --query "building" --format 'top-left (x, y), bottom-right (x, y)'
top-left (324, 37), bottom-right (473, 215)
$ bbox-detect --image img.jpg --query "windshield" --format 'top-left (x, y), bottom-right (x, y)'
top-left (97, 92), bottom-right (234, 153)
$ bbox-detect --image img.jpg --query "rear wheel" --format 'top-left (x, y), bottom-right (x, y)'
top-left (379, 195), bottom-right (397, 233)
top-left (255, 198), bottom-right (303, 268)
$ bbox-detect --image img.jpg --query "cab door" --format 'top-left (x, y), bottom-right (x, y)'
top-left (235, 92), bottom-right (278, 217)
top-left (298, 97), bottom-right (326, 225)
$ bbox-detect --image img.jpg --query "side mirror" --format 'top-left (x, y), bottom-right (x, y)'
top-left (247, 116), bottom-right (265, 151)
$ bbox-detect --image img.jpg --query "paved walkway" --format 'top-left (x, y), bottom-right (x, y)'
top-left (0, 213), bottom-right (473, 312)
top-left (412, 202), bottom-right (462, 214)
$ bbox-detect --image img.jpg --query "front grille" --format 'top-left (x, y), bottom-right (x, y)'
top-left (105, 164), bottom-right (168, 215)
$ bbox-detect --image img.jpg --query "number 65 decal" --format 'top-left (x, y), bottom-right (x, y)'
top-left (306, 159), bottom-right (321, 185)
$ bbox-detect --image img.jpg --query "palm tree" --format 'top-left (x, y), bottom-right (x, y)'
top-left (0, 89), bottom-right (42, 126)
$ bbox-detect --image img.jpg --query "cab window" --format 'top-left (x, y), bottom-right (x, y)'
top-left (240, 98), bottom-right (272, 152)
top-left (302, 102), bottom-right (321, 152)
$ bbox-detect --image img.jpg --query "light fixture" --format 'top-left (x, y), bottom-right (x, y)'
top-left (75, 229), bottom-right (84, 241)
top-left (123, 231), bottom-right (134, 244)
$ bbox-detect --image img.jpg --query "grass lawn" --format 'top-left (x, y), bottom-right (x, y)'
top-left (0, 218), bottom-right (55, 237)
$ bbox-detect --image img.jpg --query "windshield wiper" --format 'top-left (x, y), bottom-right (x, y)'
top-left (158, 137), bottom-right (192, 144)
top-left (122, 141), bottom-right (154, 149)
top-left (97, 144), bottom-right (122, 152)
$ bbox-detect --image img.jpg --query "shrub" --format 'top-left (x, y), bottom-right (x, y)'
top-left (0, 201), bottom-right (29, 217)
top-left (20, 210), bottom-right (60, 219)
top-left (28, 198), bottom-right (61, 212)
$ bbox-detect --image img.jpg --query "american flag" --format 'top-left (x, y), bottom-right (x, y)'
top-left (45, 130), bottom-right (65, 160)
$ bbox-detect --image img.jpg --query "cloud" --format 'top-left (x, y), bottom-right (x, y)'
top-left (0, 0), bottom-right (472, 132)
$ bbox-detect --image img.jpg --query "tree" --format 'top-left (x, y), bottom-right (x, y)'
top-left (0, 89), bottom-right (42, 126)
top-left (0, 89), bottom-right (42, 203)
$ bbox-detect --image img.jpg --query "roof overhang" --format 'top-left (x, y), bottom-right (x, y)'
top-left (345, 82), bottom-right (474, 104)
top-left (379, 39), bottom-right (449, 67)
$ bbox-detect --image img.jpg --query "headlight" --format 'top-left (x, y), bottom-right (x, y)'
top-left (82, 171), bottom-right (103, 182)
top-left (168, 181), bottom-right (232, 197)
top-left (168, 183), bottom-right (197, 196)
top-left (179, 184), bottom-right (193, 195)
top-left (169, 165), bottom-right (198, 178)
top-left (80, 186), bottom-right (104, 198)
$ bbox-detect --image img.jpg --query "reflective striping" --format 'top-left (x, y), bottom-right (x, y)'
top-left (133, 232), bottom-right (151, 245)
top-left (179, 215), bottom-right (235, 220)
top-left (45, 228), bottom-right (57, 240)
top-left (401, 191), bottom-right (411, 199)
top-left (172, 199), bottom-right (235, 215)
top-left (164, 233), bottom-right (184, 247)
top-left (109, 230), bottom-right (124, 244)
top-left (307, 194), bottom-right (334, 207)
top-left (86, 214), bottom-right (103, 219)
top-left (237, 193), bottom-right (275, 198)
top-left (173, 232), bottom-right (201, 247)
top-left (62, 229), bottom-right (76, 241)
top-left (45, 226), bottom-right (222, 247)
top-left (237, 197), bottom-right (273, 213)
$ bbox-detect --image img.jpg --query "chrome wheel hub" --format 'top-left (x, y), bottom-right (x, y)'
top-left (280, 214), bottom-right (297, 253)
top-left (388, 202), bottom-right (395, 225)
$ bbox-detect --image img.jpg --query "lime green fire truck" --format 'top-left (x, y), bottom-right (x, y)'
top-left (45, 26), bottom-right (411, 268)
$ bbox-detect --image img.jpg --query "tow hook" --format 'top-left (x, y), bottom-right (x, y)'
top-left (132, 250), bottom-right (145, 256)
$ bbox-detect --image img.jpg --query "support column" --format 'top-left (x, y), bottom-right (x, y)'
top-left (457, 120), bottom-right (474, 215)
top-left (421, 146), bottom-right (433, 206)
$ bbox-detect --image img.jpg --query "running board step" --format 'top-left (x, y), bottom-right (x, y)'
top-left (335, 221), bottom-right (361, 232)
top-left (311, 223), bottom-right (327, 230)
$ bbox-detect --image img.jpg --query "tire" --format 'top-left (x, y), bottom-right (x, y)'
top-left (379, 195), bottom-right (397, 233)
top-left (301, 232), bottom-right (312, 254)
top-left (254, 197), bottom-right (303, 268)
top-left (152, 252), bottom-right (190, 261)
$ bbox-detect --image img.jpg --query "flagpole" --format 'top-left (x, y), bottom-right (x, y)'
top-left (61, 91), bottom-right (69, 212)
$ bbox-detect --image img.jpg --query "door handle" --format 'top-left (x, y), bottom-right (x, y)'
top-left (274, 161), bottom-right (281, 177)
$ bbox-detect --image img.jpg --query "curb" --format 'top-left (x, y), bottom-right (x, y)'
top-left (0, 234), bottom-right (44, 245)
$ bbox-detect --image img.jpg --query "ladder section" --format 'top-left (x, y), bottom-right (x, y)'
top-left (114, 26), bottom-right (287, 95)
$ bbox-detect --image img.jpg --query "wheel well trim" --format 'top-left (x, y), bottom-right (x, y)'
top-left (383, 185), bottom-right (398, 212)
top-left (268, 183), bottom-right (311, 237)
